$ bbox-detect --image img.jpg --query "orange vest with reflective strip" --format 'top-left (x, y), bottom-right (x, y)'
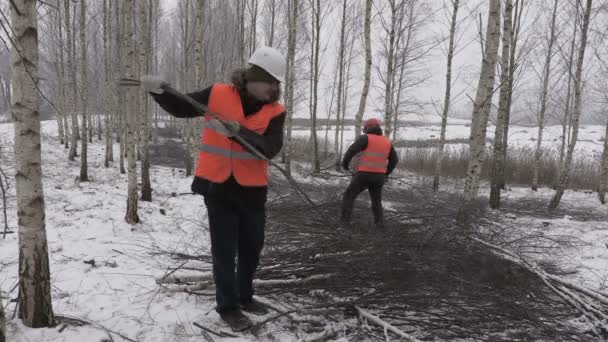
top-left (194, 84), bottom-right (285, 186)
top-left (357, 134), bottom-right (391, 173)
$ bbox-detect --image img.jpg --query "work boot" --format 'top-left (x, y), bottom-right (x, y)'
top-left (241, 298), bottom-right (269, 315)
top-left (219, 309), bottom-right (252, 332)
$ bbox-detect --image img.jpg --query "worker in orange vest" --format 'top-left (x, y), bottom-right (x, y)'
top-left (142, 47), bottom-right (286, 331)
top-left (341, 118), bottom-right (398, 228)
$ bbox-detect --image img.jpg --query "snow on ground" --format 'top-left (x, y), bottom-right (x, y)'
top-left (481, 186), bottom-right (608, 291)
top-left (0, 121), bottom-right (265, 341)
top-left (293, 123), bottom-right (604, 160)
top-left (1, 120), bottom-right (608, 341)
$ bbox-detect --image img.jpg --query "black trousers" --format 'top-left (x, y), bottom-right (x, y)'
top-left (341, 172), bottom-right (387, 225)
top-left (204, 196), bottom-right (265, 313)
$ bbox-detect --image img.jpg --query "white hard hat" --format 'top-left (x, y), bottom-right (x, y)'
top-left (247, 46), bottom-right (286, 83)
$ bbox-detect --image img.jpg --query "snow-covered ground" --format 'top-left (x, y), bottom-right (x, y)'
top-left (1, 120), bottom-right (608, 341)
top-left (293, 122), bottom-right (604, 161)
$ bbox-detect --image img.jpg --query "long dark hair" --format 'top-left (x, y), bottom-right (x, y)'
top-left (230, 68), bottom-right (282, 103)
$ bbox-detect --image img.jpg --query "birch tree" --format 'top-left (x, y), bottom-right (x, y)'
top-left (116, 0), bottom-right (126, 174)
top-left (283, 0), bottom-right (298, 175)
top-left (432, 0), bottom-right (460, 192)
top-left (11, 0), bottom-right (55, 327)
top-left (66, 0), bottom-right (78, 161)
top-left (247, 0), bottom-right (259, 55)
top-left (103, 0), bottom-right (113, 167)
top-left (549, 0), bottom-right (593, 209)
top-left (51, 6), bottom-right (66, 146)
top-left (310, 0), bottom-right (322, 173)
top-left (556, 3), bottom-right (579, 187)
top-left (124, 0), bottom-right (140, 223)
top-left (380, 0), bottom-right (402, 139)
top-left (531, 0), bottom-right (559, 191)
top-left (354, 0), bottom-right (372, 138)
top-left (488, 0), bottom-right (513, 209)
top-left (598, 98), bottom-right (608, 203)
top-left (596, 35), bottom-right (608, 203)
top-left (499, 0), bottom-right (527, 189)
top-left (333, 0), bottom-right (347, 171)
top-left (461, 0), bottom-right (501, 209)
top-left (79, 0), bottom-right (89, 182)
top-left (139, 0), bottom-right (152, 201)
top-left (264, 0), bottom-right (278, 46)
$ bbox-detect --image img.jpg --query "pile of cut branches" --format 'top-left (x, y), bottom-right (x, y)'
top-left (159, 178), bottom-right (603, 341)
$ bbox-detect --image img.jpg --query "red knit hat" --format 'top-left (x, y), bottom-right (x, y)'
top-left (363, 118), bottom-right (381, 131)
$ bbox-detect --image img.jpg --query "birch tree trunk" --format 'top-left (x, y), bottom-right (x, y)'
top-left (139, 0), bottom-right (152, 201)
top-left (354, 0), bottom-right (372, 138)
top-left (267, 0), bottom-right (276, 47)
top-left (66, 0), bottom-right (78, 161)
top-left (124, 0), bottom-right (140, 223)
top-left (432, 0), bottom-right (459, 192)
top-left (531, 0), bottom-right (558, 191)
top-left (248, 0), bottom-right (258, 55)
top-left (499, 0), bottom-right (524, 189)
top-left (79, 0), bottom-right (89, 182)
top-left (339, 34), bottom-right (356, 159)
top-left (181, 0), bottom-right (205, 194)
top-left (11, 0), bottom-right (55, 327)
top-left (461, 0), bottom-right (501, 209)
top-left (599, 117), bottom-right (608, 203)
top-left (104, 0), bottom-right (113, 167)
top-left (556, 6), bottom-right (578, 188)
top-left (309, 0), bottom-right (321, 173)
top-left (334, 0), bottom-right (347, 171)
top-left (383, 0), bottom-right (398, 139)
top-left (390, 2), bottom-right (412, 143)
top-left (283, 0), bottom-right (297, 175)
top-left (238, 0), bottom-right (246, 65)
top-left (52, 7), bottom-right (65, 146)
top-left (549, 0), bottom-right (593, 210)
top-left (116, 0), bottom-right (126, 174)
top-left (488, 0), bottom-right (513, 209)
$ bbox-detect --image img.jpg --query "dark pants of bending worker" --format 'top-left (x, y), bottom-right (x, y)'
top-left (341, 172), bottom-right (387, 226)
top-left (204, 196), bottom-right (265, 313)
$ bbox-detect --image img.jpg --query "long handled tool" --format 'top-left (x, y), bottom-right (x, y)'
top-left (119, 78), bottom-right (320, 212)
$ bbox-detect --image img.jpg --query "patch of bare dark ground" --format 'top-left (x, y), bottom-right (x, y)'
top-left (258, 180), bottom-right (592, 341)
top-left (148, 135), bottom-right (189, 169)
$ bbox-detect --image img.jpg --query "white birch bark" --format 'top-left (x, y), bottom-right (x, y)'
top-left (549, 0), bottom-right (593, 209)
top-left (79, 0), bottom-right (89, 182)
top-left (124, 0), bottom-right (140, 223)
top-left (488, 0), bottom-right (513, 209)
top-left (354, 0), bottom-right (372, 138)
top-left (432, 0), bottom-right (459, 192)
top-left (11, 0), bottom-right (55, 327)
top-left (531, 0), bottom-right (559, 191)
top-left (461, 0), bottom-right (501, 207)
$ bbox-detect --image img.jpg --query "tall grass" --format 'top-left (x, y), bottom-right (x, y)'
top-left (286, 136), bottom-right (601, 190)
top-left (398, 145), bottom-right (599, 190)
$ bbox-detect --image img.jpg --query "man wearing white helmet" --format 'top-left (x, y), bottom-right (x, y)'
top-left (142, 46), bottom-right (286, 331)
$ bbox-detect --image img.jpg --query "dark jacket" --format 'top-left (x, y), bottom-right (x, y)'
top-left (151, 84), bottom-right (286, 208)
top-left (341, 126), bottom-right (399, 175)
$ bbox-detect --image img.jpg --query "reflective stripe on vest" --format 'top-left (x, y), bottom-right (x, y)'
top-left (194, 84), bottom-right (285, 186)
top-left (199, 144), bottom-right (263, 160)
top-left (357, 134), bottom-right (391, 174)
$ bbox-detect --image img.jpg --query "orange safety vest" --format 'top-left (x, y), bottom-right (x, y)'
top-left (195, 84), bottom-right (285, 186)
top-left (357, 134), bottom-right (391, 174)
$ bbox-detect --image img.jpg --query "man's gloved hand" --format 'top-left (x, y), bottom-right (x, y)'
top-left (207, 119), bottom-right (240, 137)
top-left (141, 74), bottom-right (169, 94)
